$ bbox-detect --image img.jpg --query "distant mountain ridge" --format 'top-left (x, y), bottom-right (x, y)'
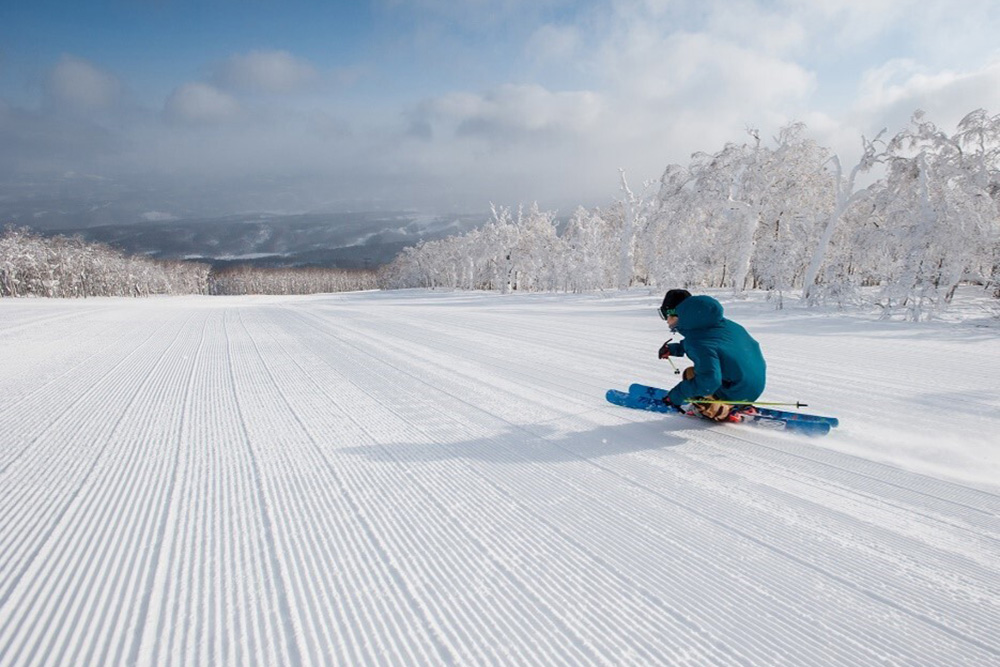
top-left (37, 211), bottom-right (483, 269)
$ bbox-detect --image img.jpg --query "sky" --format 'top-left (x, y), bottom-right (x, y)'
top-left (2, 0), bottom-right (1000, 221)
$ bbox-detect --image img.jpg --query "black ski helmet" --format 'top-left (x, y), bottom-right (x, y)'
top-left (658, 289), bottom-right (691, 319)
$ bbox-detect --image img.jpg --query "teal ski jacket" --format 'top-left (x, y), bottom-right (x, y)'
top-left (664, 295), bottom-right (766, 406)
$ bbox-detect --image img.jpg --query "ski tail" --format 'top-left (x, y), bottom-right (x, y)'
top-left (750, 406), bottom-right (839, 428)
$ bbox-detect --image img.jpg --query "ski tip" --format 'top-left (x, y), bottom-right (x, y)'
top-left (606, 389), bottom-right (629, 404)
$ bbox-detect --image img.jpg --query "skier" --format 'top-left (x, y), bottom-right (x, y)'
top-left (656, 289), bottom-right (767, 421)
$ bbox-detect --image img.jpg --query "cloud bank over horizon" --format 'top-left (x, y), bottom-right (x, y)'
top-left (2, 0), bottom-right (1000, 221)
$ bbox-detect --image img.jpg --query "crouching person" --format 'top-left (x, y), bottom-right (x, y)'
top-left (656, 290), bottom-right (766, 421)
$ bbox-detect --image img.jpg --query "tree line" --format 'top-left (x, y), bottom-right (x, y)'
top-left (379, 109), bottom-right (1000, 320)
top-left (208, 265), bottom-right (377, 295)
top-left (0, 227), bottom-right (377, 298)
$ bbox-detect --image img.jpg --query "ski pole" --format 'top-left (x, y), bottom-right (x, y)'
top-left (686, 399), bottom-right (809, 408)
top-left (662, 338), bottom-right (681, 375)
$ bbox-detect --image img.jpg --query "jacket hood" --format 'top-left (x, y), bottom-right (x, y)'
top-left (674, 295), bottom-right (724, 332)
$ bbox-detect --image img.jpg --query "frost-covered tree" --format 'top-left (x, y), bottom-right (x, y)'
top-left (618, 170), bottom-right (638, 290)
top-left (378, 203), bottom-right (567, 292)
top-left (209, 266), bottom-right (377, 295)
top-left (954, 108), bottom-right (1000, 296)
top-left (382, 109), bottom-right (1000, 317)
top-left (0, 226), bottom-right (378, 298)
top-left (638, 124), bottom-right (834, 303)
top-left (0, 227), bottom-right (211, 298)
top-left (743, 125), bottom-right (834, 303)
top-left (561, 205), bottom-right (619, 292)
top-left (870, 111), bottom-right (999, 319)
top-left (801, 131), bottom-right (886, 304)
top-left (639, 163), bottom-right (704, 288)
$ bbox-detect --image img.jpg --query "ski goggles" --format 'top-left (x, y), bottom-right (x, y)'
top-left (658, 307), bottom-right (677, 320)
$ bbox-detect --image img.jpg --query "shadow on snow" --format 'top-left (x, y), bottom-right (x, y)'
top-left (340, 416), bottom-right (696, 466)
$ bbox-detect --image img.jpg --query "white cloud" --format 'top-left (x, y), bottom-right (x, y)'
top-left (212, 50), bottom-right (319, 94)
top-left (46, 55), bottom-right (122, 112)
top-left (7, 0), bottom-right (1000, 216)
top-left (781, 0), bottom-right (1000, 67)
top-left (855, 59), bottom-right (927, 110)
top-left (415, 84), bottom-right (604, 142)
top-left (783, 0), bottom-right (915, 47)
top-left (597, 28), bottom-right (814, 116)
top-left (851, 58), bottom-right (1000, 138)
top-left (526, 24), bottom-right (582, 63)
top-left (704, 0), bottom-right (808, 56)
top-left (164, 83), bottom-right (240, 124)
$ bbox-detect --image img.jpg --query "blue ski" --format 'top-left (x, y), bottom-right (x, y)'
top-left (606, 388), bottom-right (831, 436)
top-left (628, 384), bottom-right (839, 427)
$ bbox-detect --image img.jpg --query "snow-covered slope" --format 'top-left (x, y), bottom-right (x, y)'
top-left (1, 289), bottom-right (998, 666)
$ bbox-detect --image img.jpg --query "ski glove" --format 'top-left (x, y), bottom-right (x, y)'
top-left (658, 342), bottom-right (671, 359)
top-left (693, 397), bottom-right (732, 421)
